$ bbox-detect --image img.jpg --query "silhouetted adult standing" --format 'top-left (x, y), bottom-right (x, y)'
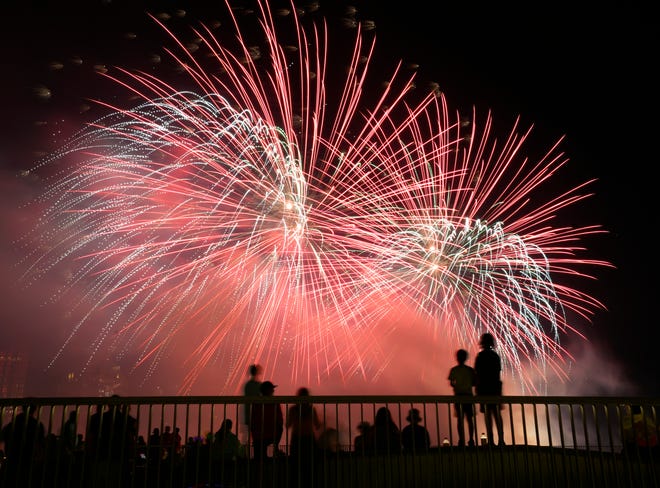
top-left (88, 396), bottom-right (137, 487)
top-left (212, 418), bottom-right (243, 485)
top-left (1, 402), bottom-right (46, 487)
top-left (250, 381), bottom-right (283, 462)
top-left (474, 333), bottom-right (505, 446)
top-left (243, 363), bottom-right (262, 445)
top-left (448, 348), bottom-right (477, 446)
top-left (58, 409), bottom-right (80, 485)
top-left (287, 387), bottom-right (322, 487)
top-left (372, 407), bottom-right (402, 455)
top-left (287, 387), bottom-right (322, 459)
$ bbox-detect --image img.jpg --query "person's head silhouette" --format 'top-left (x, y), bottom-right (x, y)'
top-left (260, 380), bottom-right (277, 396)
top-left (479, 333), bottom-right (495, 349)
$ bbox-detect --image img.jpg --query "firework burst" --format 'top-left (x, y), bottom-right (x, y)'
top-left (19, 1), bottom-right (609, 394)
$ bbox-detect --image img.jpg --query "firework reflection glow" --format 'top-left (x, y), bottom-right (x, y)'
top-left (19, 1), bottom-right (609, 394)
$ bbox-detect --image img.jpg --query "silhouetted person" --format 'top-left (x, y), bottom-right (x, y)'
top-left (250, 380), bottom-right (283, 462)
top-left (448, 348), bottom-right (477, 446)
top-left (58, 409), bottom-right (79, 484)
top-left (148, 427), bottom-right (162, 469)
top-left (213, 418), bottom-right (243, 485)
top-left (287, 387), bottom-right (322, 486)
top-left (173, 426), bottom-right (182, 459)
top-left (243, 363), bottom-right (262, 446)
top-left (88, 396), bottom-right (137, 487)
top-left (135, 435), bottom-right (147, 469)
top-left (214, 418), bottom-right (242, 461)
top-left (475, 333), bottom-right (505, 446)
top-left (623, 404), bottom-right (658, 457)
top-left (161, 425), bottom-right (174, 462)
top-left (287, 387), bottom-right (322, 459)
top-left (61, 410), bottom-right (78, 455)
top-left (1, 402), bottom-right (46, 487)
top-left (401, 408), bottom-right (431, 454)
top-left (85, 403), bottom-right (105, 461)
top-left (353, 421), bottom-right (373, 455)
top-left (372, 407), bottom-right (401, 455)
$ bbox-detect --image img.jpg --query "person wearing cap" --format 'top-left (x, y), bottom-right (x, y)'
top-left (401, 408), bottom-right (431, 454)
top-left (475, 332), bottom-right (505, 446)
top-left (249, 380), bottom-right (283, 461)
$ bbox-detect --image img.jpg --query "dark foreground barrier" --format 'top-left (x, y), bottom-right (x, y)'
top-left (0, 395), bottom-right (657, 487)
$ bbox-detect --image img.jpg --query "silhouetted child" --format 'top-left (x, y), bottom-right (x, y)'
top-left (286, 387), bottom-right (322, 460)
top-left (448, 349), bottom-right (476, 446)
top-left (354, 421), bottom-right (373, 455)
top-left (401, 408), bottom-right (431, 454)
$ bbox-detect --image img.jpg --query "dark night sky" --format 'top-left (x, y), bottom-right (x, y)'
top-left (0, 1), bottom-right (658, 396)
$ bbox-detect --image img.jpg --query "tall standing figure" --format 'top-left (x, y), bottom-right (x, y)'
top-left (242, 364), bottom-right (262, 446)
top-left (474, 333), bottom-right (505, 446)
top-left (249, 381), bottom-right (283, 461)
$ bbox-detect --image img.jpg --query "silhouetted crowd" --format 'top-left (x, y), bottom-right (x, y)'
top-left (0, 335), bottom-right (657, 487)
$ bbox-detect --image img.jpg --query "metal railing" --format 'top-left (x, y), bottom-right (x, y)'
top-left (0, 395), bottom-right (657, 487)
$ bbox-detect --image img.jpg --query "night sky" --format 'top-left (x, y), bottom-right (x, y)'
top-left (1, 1), bottom-right (658, 397)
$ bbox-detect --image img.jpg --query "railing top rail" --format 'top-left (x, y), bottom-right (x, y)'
top-left (0, 394), bottom-right (658, 407)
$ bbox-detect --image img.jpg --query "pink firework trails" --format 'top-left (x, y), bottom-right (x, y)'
top-left (22, 1), bottom-right (608, 394)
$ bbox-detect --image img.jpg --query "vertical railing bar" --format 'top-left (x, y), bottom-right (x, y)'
top-left (82, 403), bottom-right (93, 488)
top-left (346, 399), bottom-right (352, 488)
top-left (578, 402), bottom-right (593, 486)
top-left (474, 397), bottom-right (480, 485)
top-left (206, 402), bottom-right (213, 487)
top-left (506, 400), bottom-right (518, 487)
top-left (617, 403), bottom-right (636, 487)
top-left (591, 403), bottom-right (604, 483)
top-left (544, 403), bottom-right (557, 487)
top-left (631, 403), bottom-right (645, 487)
top-left (431, 399), bottom-right (439, 485)
top-left (131, 403), bottom-right (140, 488)
top-left (557, 402), bottom-right (569, 486)
top-left (648, 404), bottom-right (659, 487)
top-left (445, 399), bottom-right (456, 486)
top-left (119, 400), bottom-right (129, 488)
top-left (180, 402), bottom-right (190, 488)
top-left (336, 398), bottom-right (341, 488)
top-left (172, 402), bottom-right (180, 488)
top-left (144, 403), bottom-right (154, 488)
top-left (606, 403), bottom-right (621, 486)
top-left (531, 403), bottom-right (541, 487)
top-left (640, 403), bottom-right (657, 488)
top-left (520, 402), bottom-right (530, 486)
top-left (49, 403), bottom-right (63, 488)
top-left (567, 403), bottom-right (578, 481)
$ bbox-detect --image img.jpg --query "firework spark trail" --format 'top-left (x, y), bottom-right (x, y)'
top-left (19, 0), bottom-right (610, 394)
